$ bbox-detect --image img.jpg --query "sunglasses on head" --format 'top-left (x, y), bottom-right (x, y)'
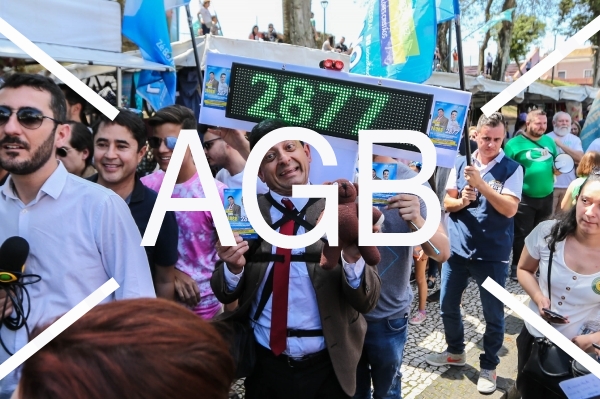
top-left (0, 106), bottom-right (62, 130)
top-left (148, 136), bottom-right (177, 150)
top-left (202, 137), bottom-right (222, 150)
top-left (56, 147), bottom-right (71, 158)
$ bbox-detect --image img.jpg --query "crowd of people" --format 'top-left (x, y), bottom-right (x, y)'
top-left (0, 69), bottom-right (599, 399)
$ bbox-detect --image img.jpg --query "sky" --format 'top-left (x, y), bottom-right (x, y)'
top-left (178, 0), bottom-right (582, 68)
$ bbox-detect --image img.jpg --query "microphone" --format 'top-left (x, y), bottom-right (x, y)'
top-left (0, 236), bottom-right (40, 355)
top-left (0, 236), bottom-right (30, 283)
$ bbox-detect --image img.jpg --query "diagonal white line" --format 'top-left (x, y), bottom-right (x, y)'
top-left (482, 278), bottom-right (600, 379)
top-left (0, 17), bottom-right (119, 120)
top-left (0, 278), bottom-right (119, 380)
top-left (481, 14), bottom-right (600, 117)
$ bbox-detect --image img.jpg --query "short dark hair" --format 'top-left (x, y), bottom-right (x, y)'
top-left (383, 169), bottom-right (389, 173)
top-left (227, 195), bottom-right (234, 200)
top-left (221, 73), bottom-right (226, 77)
top-left (209, 72), bottom-right (214, 75)
top-left (0, 73), bottom-right (66, 122)
top-left (248, 118), bottom-right (290, 150)
top-left (451, 110), bottom-right (457, 114)
top-left (67, 121), bottom-right (94, 167)
top-left (476, 112), bottom-right (505, 131)
top-left (59, 84), bottom-right (88, 125)
top-left (148, 105), bottom-right (196, 130)
top-left (93, 109), bottom-right (147, 151)
top-left (438, 108), bottom-right (444, 112)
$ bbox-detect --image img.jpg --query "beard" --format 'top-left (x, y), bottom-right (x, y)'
top-left (527, 127), bottom-right (545, 138)
top-left (555, 126), bottom-right (570, 137)
top-left (0, 130), bottom-right (56, 175)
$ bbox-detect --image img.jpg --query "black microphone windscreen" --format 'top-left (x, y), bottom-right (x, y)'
top-left (0, 237), bottom-right (30, 273)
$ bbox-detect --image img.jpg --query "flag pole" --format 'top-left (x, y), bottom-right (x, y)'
top-left (452, 0), bottom-right (472, 165)
top-left (185, 4), bottom-right (204, 87)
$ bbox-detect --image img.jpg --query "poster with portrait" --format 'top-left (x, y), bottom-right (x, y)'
top-left (372, 162), bottom-right (398, 207)
top-left (203, 66), bottom-right (231, 110)
top-left (223, 188), bottom-right (257, 239)
top-left (428, 101), bottom-right (467, 151)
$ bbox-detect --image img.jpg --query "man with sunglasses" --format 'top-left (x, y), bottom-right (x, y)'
top-left (142, 105), bottom-right (227, 319)
top-left (0, 74), bottom-right (155, 397)
top-left (88, 109), bottom-right (179, 301)
top-left (425, 113), bottom-right (523, 394)
top-left (201, 125), bottom-right (268, 194)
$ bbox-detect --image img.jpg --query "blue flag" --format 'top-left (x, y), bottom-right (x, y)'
top-left (581, 95), bottom-right (600, 152)
top-left (350, 0), bottom-right (437, 84)
top-left (437, 0), bottom-right (456, 23)
top-left (123, 0), bottom-right (176, 111)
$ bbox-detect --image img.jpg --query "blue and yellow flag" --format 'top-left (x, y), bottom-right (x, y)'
top-left (350, 0), bottom-right (438, 83)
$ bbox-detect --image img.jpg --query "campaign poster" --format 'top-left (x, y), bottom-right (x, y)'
top-left (223, 189), bottom-right (257, 239)
top-left (428, 101), bottom-right (467, 151)
top-left (372, 162), bottom-right (398, 207)
top-left (203, 66), bottom-right (231, 110)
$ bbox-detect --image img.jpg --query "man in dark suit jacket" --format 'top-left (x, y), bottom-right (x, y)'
top-left (226, 195), bottom-right (241, 218)
top-left (211, 119), bottom-right (381, 399)
top-left (432, 108), bottom-right (449, 132)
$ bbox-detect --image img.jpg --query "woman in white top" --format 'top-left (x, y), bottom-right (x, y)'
top-left (516, 171), bottom-right (600, 398)
top-left (321, 36), bottom-right (336, 52)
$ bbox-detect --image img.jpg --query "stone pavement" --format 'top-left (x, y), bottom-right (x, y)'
top-left (230, 275), bottom-right (528, 399)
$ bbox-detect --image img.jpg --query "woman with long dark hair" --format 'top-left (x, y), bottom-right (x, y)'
top-left (516, 171), bottom-right (600, 398)
top-left (248, 25), bottom-right (263, 40)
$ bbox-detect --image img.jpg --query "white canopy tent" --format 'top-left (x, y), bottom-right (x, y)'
top-left (425, 72), bottom-right (599, 106)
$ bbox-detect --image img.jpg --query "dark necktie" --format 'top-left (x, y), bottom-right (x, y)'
top-left (270, 198), bottom-right (295, 356)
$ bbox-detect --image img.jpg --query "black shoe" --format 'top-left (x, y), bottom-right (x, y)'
top-left (410, 271), bottom-right (416, 283)
top-left (427, 289), bottom-right (441, 302)
top-left (427, 279), bottom-right (435, 289)
top-left (510, 267), bottom-right (518, 282)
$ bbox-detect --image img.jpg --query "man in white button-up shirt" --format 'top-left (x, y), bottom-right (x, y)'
top-left (0, 74), bottom-right (155, 398)
top-left (211, 119), bottom-right (381, 399)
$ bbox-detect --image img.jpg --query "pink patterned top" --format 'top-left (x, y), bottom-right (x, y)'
top-left (141, 170), bottom-right (226, 319)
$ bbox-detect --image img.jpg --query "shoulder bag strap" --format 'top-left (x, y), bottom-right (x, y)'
top-left (547, 248), bottom-right (554, 305)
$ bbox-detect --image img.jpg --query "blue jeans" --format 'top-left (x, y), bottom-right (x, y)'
top-left (440, 254), bottom-right (508, 370)
top-left (354, 315), bottom-right (409, 399)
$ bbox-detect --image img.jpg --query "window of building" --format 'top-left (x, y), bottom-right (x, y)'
top-left (584, 69), bottom-right (593, 78)
top-left (558, 71), bottom-right (567, 79)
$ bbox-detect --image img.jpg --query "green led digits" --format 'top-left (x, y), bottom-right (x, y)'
top-left (247, 73), bottom-right (277, 119)
top-left (279, 79), bottom-right (314, 124)
top-left (316, 84), bottom-right (353, 130)
top-left (353, 90), bottom-right (390, 135)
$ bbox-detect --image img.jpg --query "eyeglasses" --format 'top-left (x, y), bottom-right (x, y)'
top-left (56, 147), bottom-right (72, 158)
top-left (202, 137), bottom-right (222, 150)
top-left (0, 106), bottom-right (62, 130)
top-left (148, 136), bottom-right (177, 150)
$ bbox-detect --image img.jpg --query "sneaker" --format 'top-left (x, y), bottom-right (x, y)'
top-left (427, 278), bottom-right (435, 289)
top-left (427, 289), bottom-right (440, 302)
top-left (510, 266), bottom-right (518, 281)
top-left (477, 368), bottom-right (497, 394)
top-left (409, 310), bottom-right (427, 325)
top-left (425, 351), bottom-right (466, 367)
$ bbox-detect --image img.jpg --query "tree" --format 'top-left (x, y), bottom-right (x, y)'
top-left (491, 0), bottom-right (515, 81)
top-left (478, 0), bottom-right (495, 74)
top-left (436, 21), bottom-right (451, 72)
top-left (559, 0), bottom-right (600, 86)
top-left (282, 0), bottom-right (317, 47)
top-left (509, 15), bottom-right (545, 73)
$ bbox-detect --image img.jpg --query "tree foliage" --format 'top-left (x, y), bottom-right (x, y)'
top-left (509, 14), bottom-right (545, 68)
top-left (558, 0), bottom-right (600, 86)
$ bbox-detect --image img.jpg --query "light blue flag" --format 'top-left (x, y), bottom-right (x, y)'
top-left (477, 8), bottom-right (515, 34)
top-left (437, 0), bottom-right (456, 23)
top-left (123, 0), bottom-right (176, 111)
top-left (350, 0), bottom-right (437, 84)
top-left (581, 94), bottom-right (600, 152)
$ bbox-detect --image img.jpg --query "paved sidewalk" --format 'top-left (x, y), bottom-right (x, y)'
top-left (401, 277), bottom-right (526, 399)
top-left (230, 276), bottom-right (528, 398)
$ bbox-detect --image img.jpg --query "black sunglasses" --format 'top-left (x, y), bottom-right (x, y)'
top-left (56, 147), bottom-right (71, 158)
top-left (0, 106), bottom-right (62, 130)
top-left (148, 136), bottom-right (177, 150)
top-left (202, 137), bottom-right (222, 150)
